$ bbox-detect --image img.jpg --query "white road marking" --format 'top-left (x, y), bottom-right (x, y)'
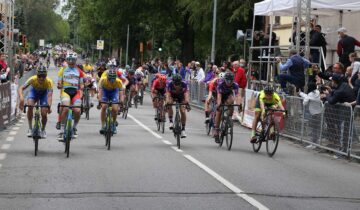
top-left (171, 146), bottom-right (183, 153)
top-left (0, 153), bottom-right (7, 160)
top-left (1, 144), bottom-right (11, 150)
top-left (15, 123), bottom-right (22, 126)
top-left (12, 127), bottom-right (20, 131)
top-left (129, 114), bottom-right (269, 210)
top-left (6, 137), bottom-right (14, 142)
top-left (19, 120), bottom-right (24, 123)
top-left (162, 140), bottom-right (172, 145)
top-left (184, 154), bottom-right (269, 210)
top-left (128, 114), bottom-right (162, 139)
top-left (9, 131), bottom-right (17, 136)
top-left (0, 163), bottom-right (2, 169)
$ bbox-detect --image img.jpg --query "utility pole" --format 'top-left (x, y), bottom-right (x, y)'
top-left (210, 0), bottom-right (217, 63)
top-left (125, 25), bottom-right (130, 66)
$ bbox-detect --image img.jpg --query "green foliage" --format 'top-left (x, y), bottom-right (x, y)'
top-left (67, 0), bottom-right (261, 62)
top-left (15, 0), bottom-right (70, 47)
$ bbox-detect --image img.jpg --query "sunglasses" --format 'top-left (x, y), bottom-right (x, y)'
top-left (37, 75), bottom-right (46, 79)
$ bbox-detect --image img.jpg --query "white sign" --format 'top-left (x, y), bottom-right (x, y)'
top-left (97, 40), bottom-right (104, 50)
top-left (39, 39), bottom-right (45, 47)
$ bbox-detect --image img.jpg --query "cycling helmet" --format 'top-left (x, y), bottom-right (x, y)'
top-left (128, 69), bottom-right (135, 75)
top-left (159, 75), bottom-right (167, 82)
top-left (36, 66), bottom-right (47, 76)
top-left (125, 65), bottom-right (130, 69)
top-left (263, 85), bottom-right (274, 95)
top-left (172, 74), bottom-right (182, 85)
top-left (66, 53), bottom-right (77, 60)
top-left (218, 72), bottom-right (225, 79)
top-left (107, 69), bottom-right (117, 80)
top-left (135, 69), bottom-right (143, 75)
top-left (224, 72), bottom-right (234, 81)
top-left (107, 62), bottom-right (116, 69)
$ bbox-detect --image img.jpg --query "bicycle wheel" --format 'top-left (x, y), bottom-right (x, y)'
top-left (85, 92), bottom-right (90, 120)
top-left (34, 137), bottom-right (39, 156)
top-left (226, 119), bottom-right (233, 151)
top-left (219, 119), bottom-right (226, 147)
top-left (64, 121), bottom-right (72, 158)
top-left (156, 109), bottom-right (160, 131)
top-left (252, 123), bottom-right (263, 153)
top-left (266, 123), bottom-right (279, 157)
top-left (175, 112), bottom-right (181, 149)
top-left (140, 88), bottom-right (144, 105)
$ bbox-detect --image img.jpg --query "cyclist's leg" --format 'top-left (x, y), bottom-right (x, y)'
top-left (39, 90), bottom-right (49, 131)
top-left (110, 89), bottom-right (120, 122)
top-left (60, 90), bottom-right (70, 123)
top-left (204, 92), bottom-right (212, 120)
top-left (251, 97), bottom-right (262, 142)
top-left (167, 95), bottom-right (174, 124)
top-left (26, 88), bottom-right (37, 130)
top-left (100, 89), bottom-right (109, 129)
top-left (71, 90), bottom-right (82, 130)
top-left (179, 94), bottom-right (187, 130)
top-left (225, 95), bottom-right (235, 116)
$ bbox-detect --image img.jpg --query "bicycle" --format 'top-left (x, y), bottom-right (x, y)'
top-left (167, 102), bottom-right (190, 149)
top-left (122, 89), bottom-right (130, 119)
top-left (139, 84), bottom-right (145, 105)
top-left (153, 95), bottom-right (166, 133)
top-left (23, 104), bottom-right (49, 156)
top-left (205, 97), bottom-right (216, 136)
top-left (100, 100), bottom-right (121, 150)
top-left (217, 104), bottom-right (242, 151)
top-left (58, 103), bottom-right (82, 158)
top-left (252, 108), bottom-right (286, 157)
top-left (82, 86), bottom-right (91, 120)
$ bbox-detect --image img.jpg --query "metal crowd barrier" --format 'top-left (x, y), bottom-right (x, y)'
top-left (0, 69), bottom-right (35, 130)
top-left (350, 106), bottom-right (360, 159)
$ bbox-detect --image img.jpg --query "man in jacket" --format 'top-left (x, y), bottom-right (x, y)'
top-left (337, 27), bottom-right (360, 69)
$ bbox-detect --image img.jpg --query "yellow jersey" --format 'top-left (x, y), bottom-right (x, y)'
top-left (99, 77), bottom-right (123, 90)
top-left (24, 75), bottom-right (53, 91)
top-left (82, 64), bottom-right (94, 74)
top-left (259, 90), bottom-right (281, 106)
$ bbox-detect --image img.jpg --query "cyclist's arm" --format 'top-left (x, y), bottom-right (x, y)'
top-left (184, 91), bottom-right (190, 104)
top-left (122, 77), bottom-right (129, 87)
top-left (216, 92), bottom-right (222, 107)
top-left (234, 88), bottom-right (242, 105)
top-left (119, 88), bottom-right (125, 104)
top-left (98, 80), bottom-right (104, 100)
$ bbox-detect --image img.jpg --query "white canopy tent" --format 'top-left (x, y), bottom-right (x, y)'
top-left (254, 0), bottom-right (360, 17)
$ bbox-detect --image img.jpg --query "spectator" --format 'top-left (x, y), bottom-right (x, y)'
top-left (322, 73), bottom-right (356, 105)
top-left (203, 62), bottom-right (215, 84)
top-left (0, 53), bottom-right (10, 83)
top-left (299, 82), bottom-right (322, 149)
top-left (232, 61), bottom-right (247, 89)
top-left (290, 22), bottom-right (305, 49)
top-left (239, 59), bottom-right (247, 72)
top-left (314, 62), bottom-right (347, 83)
top-left (337, 27), bottom-right (360, 69)
top-left (194, 61), bottom-right (205, 82)
top-left (310, 25), bottom-right (327, 64)
top-left (184, 62), bottom-right (192, 81)
top-left (349, 52), bottom-right (360, 77)
top-left (222, 61), bottom-right (232, 73)
top-left (276, 49), bottom-right (310, 92)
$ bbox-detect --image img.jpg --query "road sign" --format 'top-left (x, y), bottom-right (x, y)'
top-left (97, 40), bottom-right (104, 50)
top-left (39, 39), bottom-right (45, 47)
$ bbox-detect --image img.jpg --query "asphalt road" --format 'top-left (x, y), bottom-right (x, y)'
top-left (0, 62), bottom-right (359, 210)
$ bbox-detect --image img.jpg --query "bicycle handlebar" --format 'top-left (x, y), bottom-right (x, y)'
top-left (265, 108), bottom-right (287, 112)
top-left (152, 96), bottom-right (165, 102)
top-left (23, 104), bottom-right (50, 113)
top-left (99, 101), bottom-right (122, 105)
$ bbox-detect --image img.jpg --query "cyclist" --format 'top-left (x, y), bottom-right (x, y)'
top-left (213, 72), bottom-right (242, 143)
top-left (151, 75), bottom-right (167, 120)
top-left (96, 62), bottom-right (107, 82)
top-left (250, 86), bottom-right (285, 143)
top-left (135, 68), bottom-right (144, 99)
top-left (166, 74), bottom-right (190, 138)
top-left (18, 66), bottom-right (53, 138)
top-left (125, 69), bottom-right (138, 107)
top-left (204, 71), bottom-right (224, 123)
top-left (57, 53), bottom-right (85, 140)
top-left (82, 58), bottom-right (96, 107)
top-left (98, 69), bottom-right (124, 134)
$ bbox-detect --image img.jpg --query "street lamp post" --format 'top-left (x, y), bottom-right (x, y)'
top-left (210, 0), bottom-right (217, 63)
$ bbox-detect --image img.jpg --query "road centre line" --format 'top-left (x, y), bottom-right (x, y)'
top-left (162, 140), bottom-right (172, 145)
top-left (1, 144), bottom-right (11, 150)
top-left (6, 137), bottom-right (14, 142)
top-left (0, 153), bottom-right (7, 160)
top-left (171, 146), bottom-right (183, 153)
top-left (9, 131), bottom-right (17, 136)
top-left (184, 154), bottom-right (269, 210)
top-left (128, 114), bottom-right (162, 139)
top-left (129, 114), bottom-right (269, 210)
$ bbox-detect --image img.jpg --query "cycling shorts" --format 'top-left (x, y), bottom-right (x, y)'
top-left (102, 88), bottom-right (119, 103)
top-left (28, 87), bottom-right (48, 106)
top-left (170, 93), bottom-right (185, 103)
top-left (61, 88), bottom-right (81, 106)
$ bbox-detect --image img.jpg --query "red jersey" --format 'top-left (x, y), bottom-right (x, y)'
top-left (208, 78), bottom-right (220, 92)
top-left (151, 79), bottom-right (167, 91)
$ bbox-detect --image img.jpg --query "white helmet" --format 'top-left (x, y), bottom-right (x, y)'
top-left (135, 69), bottom-right (143, 75)
top-left (66, 52), bottom-right (77, 60)
top-left (219, 72), bottom-right (225, 79)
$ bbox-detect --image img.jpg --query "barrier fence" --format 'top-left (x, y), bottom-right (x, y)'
top-left (147, 73), bottom-right (359, 160)
top-left (0, 69), bottom-right (35, 130)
